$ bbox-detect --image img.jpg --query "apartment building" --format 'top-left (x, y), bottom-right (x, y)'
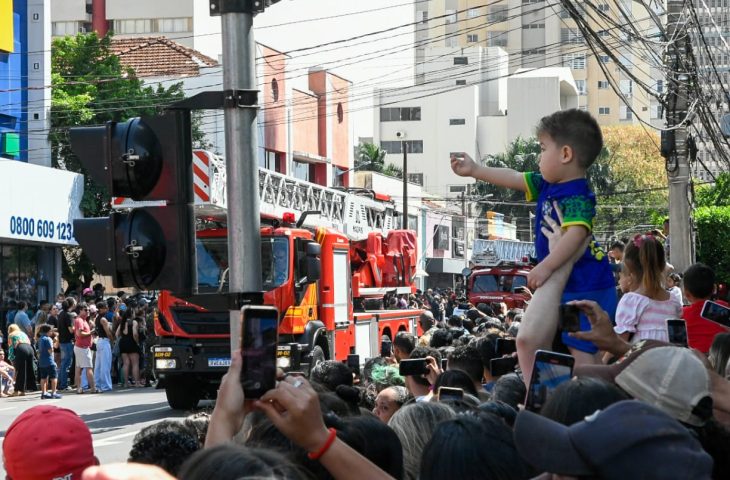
top-left (414, 0), bottom-right (665, 129)
top-left (51, 0), bottom-right (221, 60)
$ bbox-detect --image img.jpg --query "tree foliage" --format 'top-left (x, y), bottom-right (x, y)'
top-left (471, 127), bottom-right (668, 241)
top-left (51, 33), bottom-right (193, 292)
top-left (695, 172), bottom-right (730, 208)
top-left (695, 206), bottom-right (730, 284)
top-left (356, 142), bottom-right (386, 172)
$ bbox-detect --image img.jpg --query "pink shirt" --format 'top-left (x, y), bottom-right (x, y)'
top-left (614, 292), bottom-right (682, 343)
top-left (74, 316), bottom-right (93, 349)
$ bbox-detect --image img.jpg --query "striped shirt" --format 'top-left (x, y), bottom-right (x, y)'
top-left (614, 292), bottom-right (683, 343)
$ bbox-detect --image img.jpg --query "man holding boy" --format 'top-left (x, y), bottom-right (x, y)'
top-left (451, 109), bottom-right (616, 365)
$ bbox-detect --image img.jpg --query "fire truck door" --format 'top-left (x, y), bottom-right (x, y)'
top-left (333, 249), bottom-right (350, 322)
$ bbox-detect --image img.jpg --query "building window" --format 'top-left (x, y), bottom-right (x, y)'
top-left (380, 107), bottom-right (421, 122)
top-left (656, 80), bottom-right (664, 93)
top-left (488, 31), bottom-right (508, 47)
top-left (337, 103), bottom-right (344, 123)
top-left (598, 3), bottom-right (610, 12)
top-left (380, 141), bottom-right (424, 154)
top-left (408, 173), bottom-right (424, 185)
top-left (112, 17), bottom-right (191, 34)
top-left (620, 79), bottom-right (633, 97)
top-left (445, 37), bottom-right (459, 47)
top-left (159, 17), bottom-right (191, 33)
top-left (52, 21), bottom-right (80, 36)
top-left (599, 55), bottom-right (610, 63)
top-left (562, 53), bottom-right (586, 69)
top-left (113, 19), bottom-right (154, 34)
top-left (260, 150), bottom-right (282, 172)
top-left (522, 23), bottom-right (545, 29)
top-left (575, 80), bottom-right (587, 95)
top-left (522, 0), bottom-right (543, 3)
top-left (456, 79), bottom-right (467, 86)
top-left (454, 56), bottom-right (468, 65)
top-left (598, 30), bottom-right (610, 38)
top-left (445, 9), bottom-right (457, 24)
top-left (467, 34), bottom-right (479, 43)
top-left (449, 118), bottom-right (466, 126)
top-left (467, 8), bottom-right (480, 18)
top-left (620, 105), bottom-right (633, 120)
top-left (561, 28), bottom-right (584, 44)
top-left (651, 105), bottom-right (664, 119)
top-left (419, 11), bottom-right (428, 23)
top-left (271, 78), bottom-right (279, 102)
top-left (597, 80), bottom-right (609, 89)
top-left (489, 6), bottom-right (508, 22)
top-left (599, 107), bottom-right (611, 115)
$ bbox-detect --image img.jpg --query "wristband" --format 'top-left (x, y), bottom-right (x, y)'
top-left (307, 428), bottom-right (337, 460)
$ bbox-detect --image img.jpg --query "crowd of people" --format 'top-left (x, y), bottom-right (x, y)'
top-left (1, 287), bottom-right (155, 399)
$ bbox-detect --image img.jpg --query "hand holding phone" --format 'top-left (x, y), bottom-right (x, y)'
top-left (666, 319), bottom-right (688, 347)
top-left (700, 300), bottom-right (730, 329)
top-left (240, 306), bottom-right (279, 398)
top-left (558, 304), bottom-right (581, 333)
top-left (496, 338), bottom-right (517, 356)
top-left (437, 387), bottom-right (464, 402)
top-left (399, 358), bottom-right (429, 376)
top-left (490, 356), bottom-right (518, 377)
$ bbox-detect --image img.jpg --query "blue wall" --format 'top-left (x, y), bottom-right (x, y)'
top-left (0, 0), bottom-right (28, 161)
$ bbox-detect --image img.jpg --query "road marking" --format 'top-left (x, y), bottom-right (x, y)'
top-left (84, 405), bottom-right (169, 425)
top-left (93, 430), bottom-right (139, 447)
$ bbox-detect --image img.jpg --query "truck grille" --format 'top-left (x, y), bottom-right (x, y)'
top-left (170, 308), bottom-right (230, 335)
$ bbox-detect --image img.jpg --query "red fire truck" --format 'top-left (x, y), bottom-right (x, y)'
top-left (136, 152), bottom-right (423, 409)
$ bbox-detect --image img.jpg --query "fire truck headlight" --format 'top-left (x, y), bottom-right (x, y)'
top-left (156, 359), bottom-right (178, 370)
top-left (277, 356), bottom-right (291, 369)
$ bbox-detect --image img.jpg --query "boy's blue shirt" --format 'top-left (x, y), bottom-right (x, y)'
top-left (524, 172), bottom-right (615, 293)
top-left (38, 335), bottom-right (55, 368)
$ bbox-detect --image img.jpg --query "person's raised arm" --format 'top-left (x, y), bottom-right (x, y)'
top-left (205, 349), bottom-right (247, 448)
top-left (517, 206), bottom-right (588, 386)
top-left (527, 225), bottom-right (589, 290)
top-left (568, 300), bottom-right (630, 359)
top-left (450, 153), bottom-right (527, 192)
top-left (256, 377), bottom-right (394, 480)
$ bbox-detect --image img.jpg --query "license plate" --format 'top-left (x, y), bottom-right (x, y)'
top-left (208, 357), bottom-right (231, 367)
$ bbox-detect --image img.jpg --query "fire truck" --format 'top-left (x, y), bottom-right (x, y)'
top-left (464, 238), bottom-right (536, 310)
top-left (114, 151), bottom-right (423, 409)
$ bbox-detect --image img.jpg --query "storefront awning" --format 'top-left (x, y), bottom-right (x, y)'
top-left (0, 160), bottom-right (83, 246)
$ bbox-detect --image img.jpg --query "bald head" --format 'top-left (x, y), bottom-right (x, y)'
top-left (419, 310), bottom-right (434, 330)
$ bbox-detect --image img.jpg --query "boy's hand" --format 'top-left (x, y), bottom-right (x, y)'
top-left (527, 262), bottom-right (553, 290)
top-left (450, 153), bottom-right (477, 177)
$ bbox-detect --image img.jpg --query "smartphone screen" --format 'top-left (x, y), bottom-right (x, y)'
top-left (700, 301), bottom-right (730, 328)
top-left (437, 387), bottom-right (464, 402)
top-left (490, 356), bottom-right (518, 377)
top-left (381, 338), bottom-right (393, 357)
top-left (240, 306), bottom-right (279, 398)
top-left (347, 354), bottom-right (360, 369)
top-left (399, 358), bottom-right (429, 376)
top-left (558, 304), bottom-right (581, 332)
top-left (496, 338), bottom-right (517, 356)
top-left (441, 358), bottom-right (448, 370)
top-left (666, 319), bottom-right (688, 347)
top-left (525, 350), bottom-right (574, 412)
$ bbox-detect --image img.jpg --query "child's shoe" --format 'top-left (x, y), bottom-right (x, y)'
top-left (51, 393), bottom-right (62, 399)
top-left (40, 392), bottom-right (51, 399)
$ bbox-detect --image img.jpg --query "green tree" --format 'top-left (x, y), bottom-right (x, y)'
top-left (356, 142), bottom-right (386, 172)
top-left (695, 206), bottom-right (730, 284)
top-left (695, 172), bottom-right (730, 208)
top-left (51, 33), bottom-right (194, 292)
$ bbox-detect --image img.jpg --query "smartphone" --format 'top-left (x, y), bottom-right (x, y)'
top-left (240, 305), bottom-right (279, 398)
top-left (558, 304), bottom-right (581, 333)
top-left (381, 337), bottom-right (393, 357)
top-left (437, 386), bottom-right (464, 402)
top-left (347, 354), bottom-right (360, 370)
top-left (490, 356), bottom-right (518, 377)
top-left (441, 358), bottom-right (448, 370)
top-left (496, 338), bottom-right (517, 356)
top-left (399, 358), bottom-right (429, 376)
top-left (666, 319), bottom-right (688, 347)
top-left (700, 300), bottom-right (730, 329)
top-left (525, 350), bottom-right (575, 412)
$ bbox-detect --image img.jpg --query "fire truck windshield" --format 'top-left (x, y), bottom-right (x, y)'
top-left (195, 236), bottom-right (289, 292)
top-left (472, 273), bottom-right (527, 293)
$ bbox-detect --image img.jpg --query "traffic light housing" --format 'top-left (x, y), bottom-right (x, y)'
top-left (71, 110), bottom-right (196, 295)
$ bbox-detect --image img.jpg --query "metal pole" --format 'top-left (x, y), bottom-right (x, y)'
top-left (462, 191), bottom-right (468, 269)
top-left (402, 141), bottom-right (408, 228)
top-left (665, 0), bottom-right (693, 274)
top-left (221, 10), bottom-right (262, 351)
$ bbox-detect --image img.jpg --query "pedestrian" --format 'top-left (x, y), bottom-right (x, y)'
top-left (116, 308), bottom-right (142, 388)
top-left (452, 109), bottom-right (617, 367)
top-left (0, 349), bottom-right (15, 396)
top-left (94, 301), bottom-right (114, 392)
top-left (7, 324), bottom-right (35, 395)
top-left (37, 324), bottom-right (61, 399)
top-left (73, 306), bottom-right (98, 394)
top-left (13, 301), bottom-right (33, 339)
top-left (57, 297), bottom-right (76, 390)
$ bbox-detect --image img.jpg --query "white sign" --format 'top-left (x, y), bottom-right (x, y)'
top-left (0, 160), bottom-right (83, 246)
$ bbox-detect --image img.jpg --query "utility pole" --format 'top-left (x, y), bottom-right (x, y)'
top-left (401, 138), bottom-right (408, 228)
top-left (663, 0), bottom-right (694, 274)
top-left (461, 191), bottom-right (468, 269)
top-left (214, 0), bottom-right (265, 352)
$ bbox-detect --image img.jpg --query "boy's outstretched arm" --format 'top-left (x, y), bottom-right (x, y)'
top-left (527, 225), bottom-right (588, 290)
top-left (450, 153), bottom-right (527, 192)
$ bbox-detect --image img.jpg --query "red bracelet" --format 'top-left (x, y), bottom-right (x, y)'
top-left (307, 428), bottom-right (337, 460)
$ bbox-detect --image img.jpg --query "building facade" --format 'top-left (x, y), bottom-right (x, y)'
top-left (413, 0), bottom-right (665, 129)
top-left (0, 0), bottom-right (84, 309)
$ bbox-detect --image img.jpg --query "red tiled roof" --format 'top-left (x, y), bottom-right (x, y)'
top-left (110, 37), bottom-right (218, 78)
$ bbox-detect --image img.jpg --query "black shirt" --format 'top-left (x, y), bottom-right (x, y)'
top-left (47, 315), bottom-right (58, 328)
top-left (57, 311), bottom-right (73, 344)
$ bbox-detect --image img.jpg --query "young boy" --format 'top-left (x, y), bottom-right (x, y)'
top-left (0, 350), bottom-right (15, 397)
top-left (38, 324), bottom-right (62, 399)
top-left (451, 109), bottom-right (617, 362)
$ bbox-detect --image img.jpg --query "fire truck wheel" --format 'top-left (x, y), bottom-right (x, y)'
top-left (165, 378), bottom-right (201, 410)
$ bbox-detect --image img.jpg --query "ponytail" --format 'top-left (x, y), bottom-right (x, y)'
top-left (624, 234), bottom-right (666, 297)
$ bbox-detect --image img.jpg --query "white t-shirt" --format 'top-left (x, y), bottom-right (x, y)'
top-left (614, 292), bottom-right (683, 343)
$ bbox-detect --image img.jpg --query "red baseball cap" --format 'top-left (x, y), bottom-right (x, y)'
top-left (3, 405), bottom-right (97, 480)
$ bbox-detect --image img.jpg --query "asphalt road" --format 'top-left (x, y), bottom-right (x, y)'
top-left (0, 386), bottom-right (212, 475)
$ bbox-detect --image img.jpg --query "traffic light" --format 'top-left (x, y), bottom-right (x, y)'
top-left (72, 110), bottom-right (196, 295)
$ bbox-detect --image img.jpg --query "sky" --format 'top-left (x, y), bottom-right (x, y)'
top-left (253, 0), bottom-right (416, 139)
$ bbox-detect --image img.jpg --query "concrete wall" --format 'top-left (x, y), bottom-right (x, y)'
top-left (50, 0), bottom-right (87, 22)
top-left (27, 0), bottom-right (51, 166)
top-left (106, 0), bottom-right (193, 19)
